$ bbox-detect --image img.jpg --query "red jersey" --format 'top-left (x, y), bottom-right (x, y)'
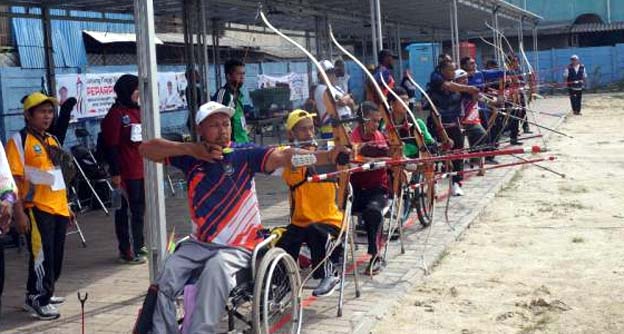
top-left (101, 104), bottom-right (144, 180)
top-left (350, 125), bottom-right (389, 191)
top-left (461, 98), bottom-right (481, 125)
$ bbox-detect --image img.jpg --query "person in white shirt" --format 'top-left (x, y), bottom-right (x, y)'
top-left (314, 60), bottom-right (355, 139)
top-left (563, 55), bottom-right (587, 115)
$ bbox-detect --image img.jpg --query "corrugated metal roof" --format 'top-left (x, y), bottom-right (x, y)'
top-left (4, 0), bottom-right (541, 42)
top-left (570, 22), bottom-right (624, 33)
top-left (11, 6), bottom-right (134, 69)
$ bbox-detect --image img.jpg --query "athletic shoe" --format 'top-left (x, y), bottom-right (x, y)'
top-left (23, 299), bottom-right (60, 320)
top-left (509, 140), bottom-right (523, 146)
top-left (117, 255), bottom-right (146, 265)
top-left (312, 276), bottom-right (340, 297)
top-left (49, 296), bottom-right (65, 305)
top-left (137, 246), bottom-right (149, 257)
top-left (451, 183), bottom-right (464, 196)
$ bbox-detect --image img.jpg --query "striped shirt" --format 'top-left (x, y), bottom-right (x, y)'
top-left (168, 143), bottom-right (273, 250)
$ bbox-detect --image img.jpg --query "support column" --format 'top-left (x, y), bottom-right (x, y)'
top-left (42, 6), bottom-right (56, 95)
top-left (370, 0), bottom-right (378, 64)
top-left (395, 23), bottom-right (403, 75)
top-left (305, 31), bottom-right (312, 87)
top-left (186, 0), bottom-right (198, 141)
top-left (449, 1), bottom-right (456, 63)
top-left (200, 0), bottom-right (210, 102)
top-left (375, 0), bottom-right (383, 51)
top-left (326, 15), bottom-right (332, 59)
top-left (453, 0), bottom-right (460, 64)
top-left (532, 25), bottom-right (539, 79)
top-left (134, 0), bottom-right (167, 283)
top-left (212, 19), bottom-right (221, 88)
top-left (315, 16), bottom-right (322, 59)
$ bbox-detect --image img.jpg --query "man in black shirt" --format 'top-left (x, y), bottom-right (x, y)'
top-left (428, 60), bottom-right (479, 196)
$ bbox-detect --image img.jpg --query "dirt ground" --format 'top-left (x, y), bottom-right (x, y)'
top-left (372, 94), bottom-right (624, 334)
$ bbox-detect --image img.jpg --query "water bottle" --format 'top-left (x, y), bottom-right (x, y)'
top-left (110, 188), bottom-right (123, 210)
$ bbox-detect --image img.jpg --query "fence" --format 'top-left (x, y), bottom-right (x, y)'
top-left (526, 44), bottom-right (624, 91)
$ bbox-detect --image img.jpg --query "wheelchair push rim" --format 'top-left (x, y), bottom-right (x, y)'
top-left (252, 247), bottom-right (302, 334)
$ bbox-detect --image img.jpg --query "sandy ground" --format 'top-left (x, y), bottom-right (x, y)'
top-left (372, 94), bottom-right (624, 334)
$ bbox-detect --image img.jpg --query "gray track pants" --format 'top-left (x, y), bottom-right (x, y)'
top-left (151, 239), bottom-right (251, 334)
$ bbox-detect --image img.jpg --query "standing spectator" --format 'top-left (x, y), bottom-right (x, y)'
top-left (213, 59), bottom-right (249, 143)
top-left (101, 74), bottom-right (146, 265)
top-left (564, 55), bottom-right (587, 115)
top-left (372, 49), bottom-right (397, 100)
top-left (6, 92), bottom-right (71, 320)
top-left (314, 60), bottom-right (355, 139)
top-left (334, 59), bottom-right (350, 93)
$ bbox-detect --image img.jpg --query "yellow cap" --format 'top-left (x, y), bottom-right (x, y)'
top-left (23, 92), bottom-right (58, 112)
top-left (285, 109), bottom-right (316, 131)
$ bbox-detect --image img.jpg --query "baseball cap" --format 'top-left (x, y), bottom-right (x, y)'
top-left (378, 49), bottom-right (398, 60)
top-left (320, 60), bottom-right (335, 72)
top-left (195, 101), bottom-right (234, 125)
top-left (570, 54), bottom-right (579, 60)
top-left (454, 69), bottom-right (468, 79)
top-left (22, 92), bottom-right (58, 112)
top-left (286, 109), bottom-right (316, 131)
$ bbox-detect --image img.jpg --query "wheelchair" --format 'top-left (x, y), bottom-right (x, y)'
top-left (401, 164), bottom-right (436, 228)
top-left (178, 232), bottom-right (302, 334)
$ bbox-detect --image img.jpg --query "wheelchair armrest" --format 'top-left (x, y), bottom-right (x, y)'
top-left (251, 234), bottom-right (277, 278)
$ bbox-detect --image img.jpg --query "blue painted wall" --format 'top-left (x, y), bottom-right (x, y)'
top-left (526, 44), bottom-right (624, 90)
top-left (506, 0), bottom-right (622, 23)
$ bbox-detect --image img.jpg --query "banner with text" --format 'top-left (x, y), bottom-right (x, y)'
top-left (56, 72), bottom-right (188, 121)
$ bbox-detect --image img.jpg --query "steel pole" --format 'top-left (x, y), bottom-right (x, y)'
top-left (370, 0), bottom-right (378, 64)
top-left (133, 0), bottom-right (167, 283)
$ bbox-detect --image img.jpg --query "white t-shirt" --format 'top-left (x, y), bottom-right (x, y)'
top-left (335, 74), bottom-right (350, 93)
top-left (314, 84), bottom-right (352, 126)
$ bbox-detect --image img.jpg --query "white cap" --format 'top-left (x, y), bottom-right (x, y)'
top-left (195, 101), bottom-right (234, 125)
top-left (454, 69), bottom-right (468, 79)
top-left (570, 54), bottom-right (579, 60)
top-left (320, 60), bottom-right (335, 72)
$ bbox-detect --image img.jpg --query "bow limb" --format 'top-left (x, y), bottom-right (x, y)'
top-left (329, 25), bottom-right (410, 265)
top-left (519, 41), bottom-right (537, 104)
top-left (259, 11), bottom-right (351, 211)
top-left (327, 25), bottom-right (403, 157)
top-left (404, 73), bottom-right (454, 150)
top-left (379, 74), bottom-right (429, 152)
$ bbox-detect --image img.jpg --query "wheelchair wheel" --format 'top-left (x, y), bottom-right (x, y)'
top-left (252, 247), bottom-right (302, 334)
top-left (413, 167), bottom-right (435, 227)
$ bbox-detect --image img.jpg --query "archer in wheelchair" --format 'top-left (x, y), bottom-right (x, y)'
top-left (273, 110), bottom-right (344, 298)
top-left (133, 102), bottom-right (348, 333)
